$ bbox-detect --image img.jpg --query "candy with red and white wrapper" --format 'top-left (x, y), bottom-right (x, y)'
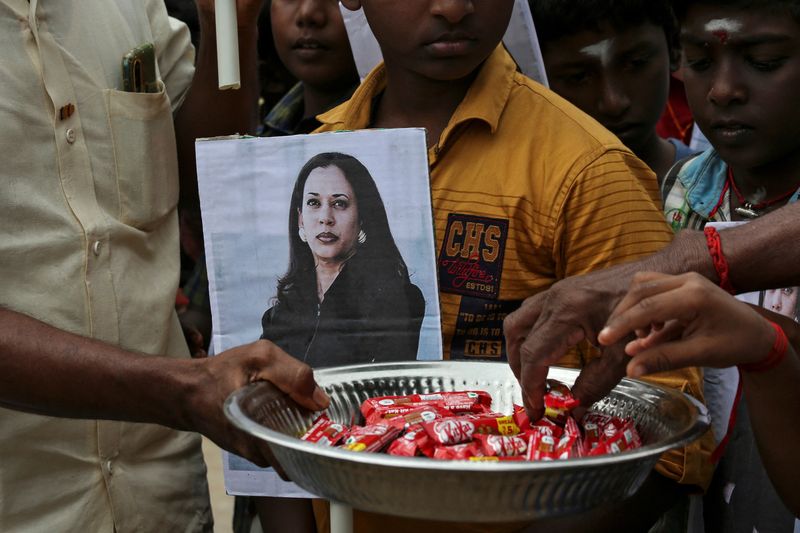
top-left (555, 416), bottom-right (584, 459)
top-left (583, 412), bottom-right (614, 430)
top-left (582, 421), bottom-right (602, 454)
top-left (432, 441), bottom-right (484, 461)
top-left (361, 391), bottom-right (492, 422)
top-left (587, 418), bottom-right (642, 456)
top-left (386, 424), bottom-right (434, 457)
top-left (543, 379), bottom-right (580, 425)
top-left (512, 404), bottom-right (531, 431)
top-left (422, 412), bottom-right (520, 445)
top-left (469, 455), bottom-right (527, 462)
top-left (529, 417), bottom-right (564, 439)
top-left (582, 412), bottom-right (613, 454)
top-left (608, 419), bottom-right (642, 453)
top-left (342, 423), bottom-right (401, 453)
top-left (526, 432), bottom-right (557, 461)
top-left (375, 405), bottom-right (452, 430)
top-left (301, 415), bottom-right (348, 447)
top-left (475, 433), bottom-right (528, 457)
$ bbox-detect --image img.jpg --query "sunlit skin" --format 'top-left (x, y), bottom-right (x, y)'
top-left (341, 0), bottom-right (514, 147)
top-left (542, 22), bottom-right (675, 180)
top-left (298, 166), bottom-right (360, 299)
top-left (271, 0), bottom-right (358, 118)
top-left (681, 6), bottom-right (800, 216)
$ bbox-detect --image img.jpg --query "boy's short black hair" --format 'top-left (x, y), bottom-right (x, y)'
top-left (530, 0), bottom-right (679, 61)
top-left (672, 0), bottom-right (800, 23)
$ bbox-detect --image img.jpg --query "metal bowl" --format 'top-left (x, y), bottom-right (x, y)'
top-left (225, 361), bottom-right (708, 523)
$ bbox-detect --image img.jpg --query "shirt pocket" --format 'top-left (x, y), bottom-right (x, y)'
top-left (105, 82), bottom-right (179, 231)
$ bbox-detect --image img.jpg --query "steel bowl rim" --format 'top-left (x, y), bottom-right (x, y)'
top-left (223, 363), bottom-right (709, 473)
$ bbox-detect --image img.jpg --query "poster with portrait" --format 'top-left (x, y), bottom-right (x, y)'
top-left (195, 128), bottom-right (442, 497)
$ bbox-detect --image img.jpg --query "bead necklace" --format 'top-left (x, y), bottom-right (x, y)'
top-left (727, 167), bottom-right (798, 219)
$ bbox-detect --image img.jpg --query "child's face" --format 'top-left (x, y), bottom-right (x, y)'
top-left (271, 0), bottom-right (357, 89)
top-left (342, 0), bottom-right (514, 82)
top-left (681, 5), bottom-right (800, 172)
top-left (542, 22), bottom-right (671, 154)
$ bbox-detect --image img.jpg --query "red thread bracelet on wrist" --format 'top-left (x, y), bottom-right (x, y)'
top-left (704, 226), bottom-right (736, 294)
top-left (739, 321), bottom-right (789, 373)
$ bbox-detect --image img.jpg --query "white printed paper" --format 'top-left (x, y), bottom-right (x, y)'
top-left (196, 128), bottom-right (443, 496)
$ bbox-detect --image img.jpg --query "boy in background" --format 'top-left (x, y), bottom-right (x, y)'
top-left (530, 0), bottom-right (694, 183)
top-left (664, 1), bottom-right (800, 530)
top-left (312, 1), bottom-right (714, 531)
top-left (263, 0), bottom-right (359, 136)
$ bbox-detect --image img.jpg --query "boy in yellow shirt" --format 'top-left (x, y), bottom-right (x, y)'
top-left (312, 1), bottom-right (714, 530)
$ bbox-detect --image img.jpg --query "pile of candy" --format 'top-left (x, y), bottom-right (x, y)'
top-left (300, 380), bottom-right (642, 461)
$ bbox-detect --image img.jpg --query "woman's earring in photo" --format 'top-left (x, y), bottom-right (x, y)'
top-left (299, 227), bottom-right (307, 243)
top-left (358, 229), bottom-right (367, 245)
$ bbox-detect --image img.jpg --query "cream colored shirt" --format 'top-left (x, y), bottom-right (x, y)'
top-left (0, 1), bottom-right (211, 531)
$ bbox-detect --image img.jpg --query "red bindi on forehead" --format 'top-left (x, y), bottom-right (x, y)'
top-left (703, 18), bottom-right (744, 45)
top-left (712, 29), bottom-right (730, 44)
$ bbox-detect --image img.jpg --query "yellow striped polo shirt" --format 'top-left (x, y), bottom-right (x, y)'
top-left (315, 46), bottom-right (713, 490)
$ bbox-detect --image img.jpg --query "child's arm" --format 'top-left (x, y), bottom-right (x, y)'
top-left (507, 201), bottom-right (800, 415)
top-left (599, 271), bottom-right (800, 515)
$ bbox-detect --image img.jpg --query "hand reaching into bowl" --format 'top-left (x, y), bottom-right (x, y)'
top-left (598, 272), bottom-right (800, 515)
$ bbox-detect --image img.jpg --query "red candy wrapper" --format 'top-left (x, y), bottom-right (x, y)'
top-left (588, 418), bottom-right (642, 456)
top-left (300, 415), bottom-right (348, 447)
top-left (342, 424), bottom-right (401, 453)
top-left (529, 417), bottom-right (564, 439)
top-left (543, 379), bottom-right (580, 425)
top-left (432, 441), bottom-right (484, 460)
top-left (386, 424), bottom-right (434, 457)
top-left (526, 432), bottom-right (557, 461)
top-left (512, 404), bottom-right (531, 431)
top-left (303, 389), bottom-right (647, 464)
top-left (376, 406), bottom-right (452, 430)
top-left (362, 391), bottom-right (492, 422)
top-left (469, 455), bottom-right (527, 462)
top-left (475, 434), bottom-right (528, 457)
top-left (422, 412), bottom-right (521, 446)
top-left (555, 416), bottom-right (584, 459)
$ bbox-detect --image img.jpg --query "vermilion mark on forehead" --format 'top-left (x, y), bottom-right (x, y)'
top-left (712, 29), bottom-right (729, 44)
top-left (705, 18), bottom-right (743, 45)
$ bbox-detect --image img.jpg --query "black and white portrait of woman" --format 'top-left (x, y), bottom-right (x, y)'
top-left (260, 152), bottom-right (425, 367)
top-left (196, 126), bottom-right (440, 491)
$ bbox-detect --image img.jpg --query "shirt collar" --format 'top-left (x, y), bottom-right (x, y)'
top-left (263, 82), bottom-right (306, 136)
top-left (676, 149), bottom-right (729, 219)
top-left (318, 45), bottom-right (518, 145)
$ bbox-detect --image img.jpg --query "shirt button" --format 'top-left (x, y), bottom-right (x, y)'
top-left (65, 128), bottom-right (76, 144)
top-left (92, 241), bottom-right (102, 256)
top-left (106, 460), bottom-right (113, 474)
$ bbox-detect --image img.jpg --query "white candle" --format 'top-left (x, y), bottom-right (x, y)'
top-left (215, 0), bottom-right (240, 90)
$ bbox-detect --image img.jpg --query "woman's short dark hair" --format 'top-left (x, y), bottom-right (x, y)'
top-left (275, 152), bottom-right (410, 306)
top-left (672, 0), bottom-right (800, 23)
top-left (530, 0), bottom-right (680, 64)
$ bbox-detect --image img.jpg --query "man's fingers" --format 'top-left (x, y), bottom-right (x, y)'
top-left (515, 319), bottom-right (586, 418)
top-left (571, 346), bottom-right (628, 408)
top-left (626, 338), bottom-right (707, 377)
top-left (504, 295), bottom-right (545, 379)
top-left (519, 363), bottom-right (548, 420)
top-left (253, 341), bottom-right (330, 411)
top-left (601, 272), bottom-right (687, 332)
top-left (626, 320), bottom-right (684, 354)
top-left (600, 283), bottom-right (699, 347)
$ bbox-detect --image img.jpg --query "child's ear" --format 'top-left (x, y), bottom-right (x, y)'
top-left (341, 0), bottom-right (362, 11)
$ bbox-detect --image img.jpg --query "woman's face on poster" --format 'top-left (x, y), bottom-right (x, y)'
top-left (299, 165), bottom-right (360, 263)
top-left (763, 287), bottom-right (799, 320)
